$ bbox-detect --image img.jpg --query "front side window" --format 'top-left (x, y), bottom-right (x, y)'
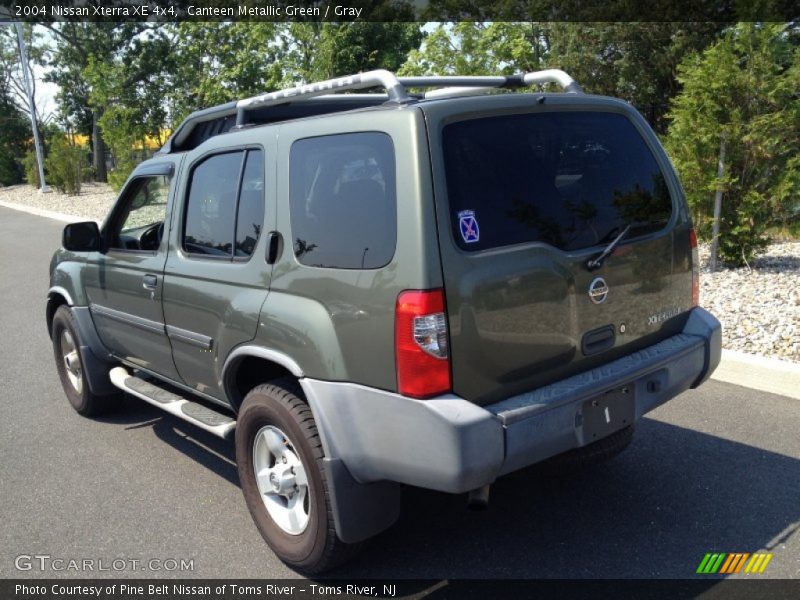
top-left (235, 151), bottom-right (265, 257)
top-left (183, 149), bottom-right (265, 259)
top-left (289, 132), bottom-right (397, 269)
top-left (109, 175), bottom-right (170, 252)
top-left (442, 111), bottom-right (673, 252)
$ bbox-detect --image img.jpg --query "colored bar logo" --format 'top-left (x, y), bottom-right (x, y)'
top-left (696, 552), bottom-right (773, 574)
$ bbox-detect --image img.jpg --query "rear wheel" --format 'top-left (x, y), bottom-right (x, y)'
top-left (51, 305), bottom-right (119, 416)
top-left (235, 380), bottom-right (362, 574)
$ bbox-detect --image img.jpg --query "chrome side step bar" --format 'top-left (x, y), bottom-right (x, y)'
top-left (109, 367), bottom-right (236, 439)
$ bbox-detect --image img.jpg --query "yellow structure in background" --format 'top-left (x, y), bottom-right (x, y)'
top-left (66, 131), bottom-right (171, 150)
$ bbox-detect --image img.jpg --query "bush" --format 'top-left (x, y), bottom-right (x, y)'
top-left (22, 149), bottom-right (41, 188)
top-left (107, 151), bottom-right (138, 192)
top-left (665, 24), bottom-right (800, 266)
top-left (45, 137), bottom-right (85, 195)
top-left (0, 154), bottom-right (22, 186)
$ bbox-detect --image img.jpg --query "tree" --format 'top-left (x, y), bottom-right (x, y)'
top-left (666, 23), bottom-right (800, 266)
top-left (0, 74), bottom-right (29, 185)
top-left (401, 23), bottom-right (724, 131)
top-left (164, 23), bottom-right (285, 126)
top-left (289, 23), bottom-right (423, 82)
top-left (165, 22), bottom-right (422, 121)
top-left (0, 25), bottom-right (46, 186)
top-left (43, 21), bottom-right (153, 182)
top-left (545, 23), bottom-right (725, 132)
top-left (0, 24), bottom-right (50, 121)
top-left (84, 26), bottom-right (175, 189)
top-left (400, 22), bottom-right (547, 76)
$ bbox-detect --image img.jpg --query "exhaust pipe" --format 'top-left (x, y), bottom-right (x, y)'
top-left (467, 485), bottom-right (490, 510)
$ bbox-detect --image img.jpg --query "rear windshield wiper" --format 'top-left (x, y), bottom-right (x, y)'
top-left (586, 224), bottom-right (631, 271)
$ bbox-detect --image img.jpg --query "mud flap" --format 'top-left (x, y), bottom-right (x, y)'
top-left (322, 457), bottom-right (400, 544)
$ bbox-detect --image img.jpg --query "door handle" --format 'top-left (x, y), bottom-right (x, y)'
top-left (266, 231), bottom-right (282, 265)
top-left (142, 274), bottom-right (158, 291)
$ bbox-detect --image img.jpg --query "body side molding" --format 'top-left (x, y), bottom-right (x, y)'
top-left (90, 303), bottom-right (165, 335)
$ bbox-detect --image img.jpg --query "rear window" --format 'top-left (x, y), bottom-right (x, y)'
top-left (289, 132), bottom-right (396, 269)
top-left (442, 111), bottom-right (672, 252)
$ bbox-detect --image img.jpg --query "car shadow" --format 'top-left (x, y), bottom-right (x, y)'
top-left (97, 394), bottom-right (239, 487)
top-left (336, 417), bottom-right (799, 579)
top-left (97, 395), bottom-right (798, 580)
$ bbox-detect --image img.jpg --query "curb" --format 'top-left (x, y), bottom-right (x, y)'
top-left (711, 349), bottom-right (800, 400)
top-left (0, 199), bottom-right (101, 225)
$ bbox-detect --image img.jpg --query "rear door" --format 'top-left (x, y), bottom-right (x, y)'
top-left (161, 134), bottom-right (274, 401)
top-left (426, 98), bottom-right (692, 405)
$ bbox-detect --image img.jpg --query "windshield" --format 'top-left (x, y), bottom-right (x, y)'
top-left (442, 111), bottom-right (672, 252)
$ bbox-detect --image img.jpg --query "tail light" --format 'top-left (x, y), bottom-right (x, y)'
top-left (395, 289), bottom-right (451, 398)
top-left (689, 228), bottom-right (700, 306)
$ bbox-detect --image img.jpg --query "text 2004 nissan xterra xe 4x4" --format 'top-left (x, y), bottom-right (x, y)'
top-left (47, 69), bottom-right (721, 573)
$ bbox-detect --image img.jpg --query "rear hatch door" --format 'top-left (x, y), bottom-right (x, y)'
top-left (425, 97), bottom-right (691, 405)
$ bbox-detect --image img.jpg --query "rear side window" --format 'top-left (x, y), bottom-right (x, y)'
top-left (183, 149), bottom-right (264, 259)
top-left (442, 112), bottom-right (672, 252)
top-left (290, 132), bottom-right (396, 269)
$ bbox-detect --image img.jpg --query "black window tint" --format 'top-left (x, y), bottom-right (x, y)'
top-left (235, 150), bottom-right (265, 257)
top-left (442, 112), bottom-right (672, 252)
top-left (184, 152), bottom-right (243, 257)
top-left (290, 132), bottom-right (396, 269)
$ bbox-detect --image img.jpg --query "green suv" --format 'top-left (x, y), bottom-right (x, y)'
top-left (47, 69), bottom-right (721, 573)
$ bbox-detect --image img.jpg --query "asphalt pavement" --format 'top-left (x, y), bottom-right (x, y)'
top-left (0, 206), bottom-right (798, 580)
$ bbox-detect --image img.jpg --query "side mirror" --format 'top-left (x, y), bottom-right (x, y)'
top-left (63, 221), bottom-right (100, 252)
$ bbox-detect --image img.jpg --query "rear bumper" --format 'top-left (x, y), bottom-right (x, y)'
top-left (303, 307), bottom-right (721, 494)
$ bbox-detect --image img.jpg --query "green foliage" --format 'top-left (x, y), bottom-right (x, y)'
top-left (165, 23), bottom-right (285, 125)
top-left (401, 23), bottom-right (723, 132)
top-left (0, 37), bottom-right (32, 186)
top-left (666, 24), bottom-right (800, 266)
top-left (22, 149), bottom-right (40, 188)
top-left (400, 23), bottom-right (547, 76)
top-left (289, 23), bottom-right (423, 81)
top-left (545, 23), bottom-right (726, 131)
top-left (107, 153), bottom-right (138, 192)
top-left (0, 106), bottom-right (28, 186)
top-left (45, 136), bottom-right (84, 195)
top-left (45, 23), bottom-right (161, 181)
top-left (164, 23), bottom-right (422, 126)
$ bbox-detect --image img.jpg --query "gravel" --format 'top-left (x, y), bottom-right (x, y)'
top-left (0, 182), bottom-right (116, 222)
top-left (699, 242), bottom-right (799, 363)
top-left (2, 183), bottom-right (798, 363)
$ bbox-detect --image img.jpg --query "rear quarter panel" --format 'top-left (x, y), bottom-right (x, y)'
top-left (257, 107), bottom-right (441, 390)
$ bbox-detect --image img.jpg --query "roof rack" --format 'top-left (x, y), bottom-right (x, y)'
top-left (159, 69), bottom-right (582, 154)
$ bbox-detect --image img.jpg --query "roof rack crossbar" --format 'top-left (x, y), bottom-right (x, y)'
top-left (406, 70), bottom-right (583, 98)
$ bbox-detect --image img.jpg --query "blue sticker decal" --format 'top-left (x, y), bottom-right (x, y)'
top-left (458, 210), bottom-right (480, 244)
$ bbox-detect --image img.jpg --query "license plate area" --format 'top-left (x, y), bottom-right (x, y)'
top-left (581, 386), bottom-right (635, 442)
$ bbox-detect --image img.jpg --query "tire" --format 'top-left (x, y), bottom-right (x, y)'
top-left (51, 305), bottom-right (119, 417)
top-left (545, 425), bottom-right (635, 471)
top-left (235, 380), bottom-right (362, 574)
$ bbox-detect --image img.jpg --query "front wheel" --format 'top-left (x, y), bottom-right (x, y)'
top-left (235, 380), bottom-right (362, 574)
top-left (51, 305), bottom-right (119, 416)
